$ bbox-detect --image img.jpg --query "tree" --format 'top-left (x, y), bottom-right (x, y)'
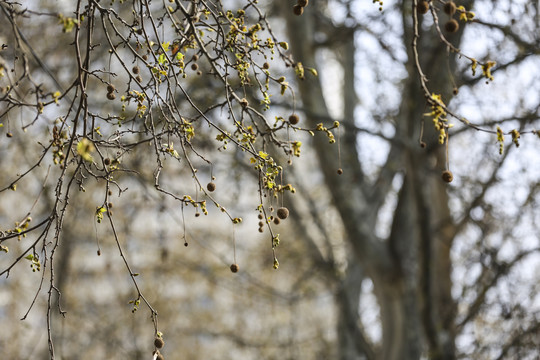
top-left (1, 0), bottom-right (539, 359)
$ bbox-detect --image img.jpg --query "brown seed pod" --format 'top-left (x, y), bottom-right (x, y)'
top-left (263, 62), bottom-right (270, 69)
top-left (443, 1), bottom-right (456, 15)
top-left (108, 202), bottom-right (113, 209)
top-left (445, 19), bottom-right (459, 33)
top-left (132, 65), bottom-right (140, 74)
top-left (258, 221), bottom-right (264, 227)
top-left (107, 84), bottom-right (115, 93)
top-left (442, 170), bottom-right (454, 183)
top-left (277, 207), bottom-right (289, 220)
top-left (136, 75), bottom-right (142, 83)
top-left (136, 28), bottom-right (143, 35)
top-left (107, 92), bottom-right (116, 100)
top-left (289, 114), bottom-right (300, 125)
top-left (230, 263), bottom-right (239, 273)
top-left (453, 87), bottom-right (459, 95)
top-left (297, 0), bottom-right (308, 7)
top-left (154, 337), bottom-right (164, 349)
top-left (104, 158), bottom-right (111, 166)
top-left (273, 217), bottom-right (280, 225)
top-left (417, 1), bottom-right (429, 14)
top-left (337, 168), bottom-right (343, 175)
top-left (192, 54), bottom-right (199, 61)
top-left (258, 228), bottom-right (264, 233)
top-left (240, 98), bottom-right (249, 108)
top-left (258, 213), bottom-right (263, 220)
top-left (207, 182), bottom-right (216, 192)
top-left (142, 54), bottom-right (148, 61)
top-left (6, 132), bottom-right (13, 138)
top-left (293, 4), bottom-right (304, 16)
top-left (153, 350), bottom-right (164, 360)
top-left (191, 63), bottom-right (199, 71)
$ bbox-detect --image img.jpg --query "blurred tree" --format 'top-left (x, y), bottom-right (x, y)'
top-left (1, 1), bottom-right (539, 359)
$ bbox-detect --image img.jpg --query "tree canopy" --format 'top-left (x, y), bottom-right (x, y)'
top-left (1, 0), bottom-right (540, 359)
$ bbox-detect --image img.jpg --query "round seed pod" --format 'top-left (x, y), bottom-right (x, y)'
top-left (191, 63), bottom-right (199, 71)
top-left (337, 168), bottom-right (343, 175)
top-left (153, 350), bottom-right (164, 360)
top-left (104, 158), bottom-right (111, 166)
top-left (107, 92), bottom-right (116, 100)
top-left (297, 0), bottom-right (308, 7)
top-left (6, 132), bottom-right (13, 138)
top-left (230, 263), bottom-right (239, 273)
top-left (443, 1), bottom-right (456, 15)
top-left (132, 65), bottom-right (140, 74)
top-left (273, 217), bottom-right (280, 225)
top-left (154, 337), bottom-right (164, 349)
top-left (289, 114), bottom-right (300, 125)
top-left (107, 84), bottom-right (115, 93)
top-left (192, 54), bottom-right (199, 61)
top-left (207, 182), bottom-right (216, 192)
top-left (445, 19), bottom-right (459, 33)
top-left (263, 62), bottom-right (270, 69)
top-left (136, 75), bottom-right (142, 83)
top-left (277, 207), bottom-right (289, 220)
top-left (442, 170), bottom-right (454, 183)
top-left (293, 4), bottom-right (304, 16)
top-left (417, 1), bottom-right (429, 14)
top-left (258, 213), bottom-right (264, 220)
top-left (142, 54), bottom-right (148, 61)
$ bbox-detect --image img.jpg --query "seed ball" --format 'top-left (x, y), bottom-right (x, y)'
top-left (108, 190), bottom-right (113, 196)
top-left (104, 158), bottom-right (111, 165)
top-left (136, 28), bottom-right (143, 35)
top-left (442, 170), bottom-right (454, 183)
top-left (207, 182), bottom-right (216, 192)
top-left (258, 221), bottom-right (264, 227)
top-left (445, 19), bottom-right (459, 33)
top-left (107, 92), bottom-right (116, 100)
top-left (289, 114), bottom-right (300, 125)
top-left (453, 87), bottom-right (459, 95)
top-left (191, 63), bottom-right (199, 71)
top-left (337, 168), bottom-right (343, 175)
top-left (277, 207), bottom-right (289, 220)
top-left (293, 4), bottom-right (304, 16)
top-left (107, 84), bottom-right (115, 93)
top-left (197, 71), bottom-right (202, 76)
top-left (230, 263), bottom-right (239, 273)
top-left (420, 142), bottom-right (427, 148)
top-left (154, 337), bottom-right (164, 349)
top-left (297, 0), bottom-right (308, 6)
top-left (108, 202), bottom-right (113, 208)
top-left (258, 228), bottom-right (264, 233)
top-left (273, 217), bottom-right (280, 225)
top-left (6, 132), bottom-right (13, 138)
top-left (417, 1), bottom-right (429, 14)
top-left (258, 213), bottom-right (263, 220)
top-left (136, 75), bottom-right (142, 83)
top-left (240, 98), bottom-right (249, 108)
top-left (195, 212), bottom-right (200, 217)
top-left (132, 65), bottom-right (140, 74)
top-left (263, 62), bottom-right (270, 69)
top-left (192, 54), bottom-right (199, 61)
top-left (153, 350), bottom-right (164, 360)
top-left (443, 1), bottom-right (456, 15)
top-left (142, 54), bottom-right (148, 61)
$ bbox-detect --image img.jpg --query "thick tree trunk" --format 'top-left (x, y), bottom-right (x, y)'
top-left (283, 0), bottom-right (465, 358)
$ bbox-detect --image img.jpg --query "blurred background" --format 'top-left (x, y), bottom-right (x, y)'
top-left (1, 0), bottom-right (539, 359)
